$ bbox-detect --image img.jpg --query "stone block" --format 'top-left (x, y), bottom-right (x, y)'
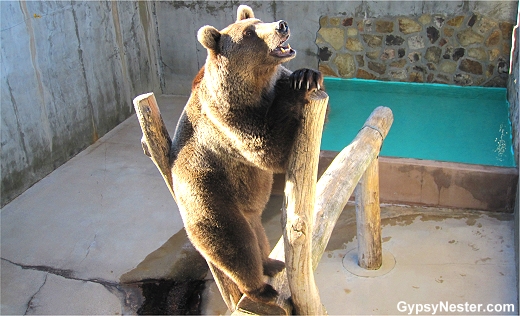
top-left (454, 73), bottom-right (474, 86)
top-left (467, 14), bottom-right (478, 27)
top-left (366, 51), bottom-right (380, 60)
top-left (499, 22), bottom-right (513, 40)
top-left (345, 38), bottom-right (364, 52)
top-left (376, 20), bottom-right (394, 33)
top-left (334, 53), bottom-right (356, 77)
top-left (355, 54), bottom-right (365, 67)
top-left (452, 47), bottom-right (465, 61)
top-left (368, 61), bottom-right (386, 74)
top-left (318, 27), bottom-right (345, 50)
top-left (447, 15), bottom-right (465, 27)
top-left (409, 72), bottom-right (424, 82)
top-left (457, 29), bottom-right (484, 46)
top-left (398, 48), bottom-right (406, 58)
top-left (346, 27), bottom-right (358, 37)
top-left (408, 52), bottom-right (421, 63)
top-left (489, 48), bottom-right (500, 61)
top-left (419, 14), bottom-right (431, 25)
top-left (476, 16), bottom-right (498, 34)
top-left (399, 17), bottom-right (422, 34)
top-left (356, 69), bottom-right (377, 79)
top-left (427, 26), bottom-right (440, 44)
top-left (459, 59), bottom-right (483, 75)
top-left (319, 64), bottom-right (339, 77)
top-left (329, 17), bottom-right (341, 26)
top-left (444, 28), bottom-right (454, 37)
top-left (390, 70), bottom-right (407, 80)
top-left (425, 46), bottom-right (442, 63)
top-left (408, 35), bottom-right (425, 49)
top-left (434, 16), bottom-right (445, 28)
top-left (485, 30), bottom-right (501, 47)
top-left (362, 34), bottom-right (383, 48)
top-left (380, 48), bottom-right (395, 60)
top-left (390, 59), bottom-right (407, 68)
top-left (342, 17), bottom-right (354, 27)
top-left (439, 60), bottom-right (457, 73)
top-left (386, 35), bottom-right (405, 46)
top-left (468, 48), bottom-right (487, 61)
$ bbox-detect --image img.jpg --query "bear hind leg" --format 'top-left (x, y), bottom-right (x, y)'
top-left (185, 207), bottom-right (279, 303)
top-left (248, 213), bottom-right (285, 277)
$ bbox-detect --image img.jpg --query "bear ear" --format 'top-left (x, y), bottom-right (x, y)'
top-left (197, 25), bottom-right (221, 52)
top-left (236, 5), bottom-right (254, 21)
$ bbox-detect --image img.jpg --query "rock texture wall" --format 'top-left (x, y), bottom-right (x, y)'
top-left (317, 12), bottom-right (515, 86)
top-left (1, 1), bottom-right (161, 206)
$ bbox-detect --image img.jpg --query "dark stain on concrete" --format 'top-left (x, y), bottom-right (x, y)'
top-left (432, 168), bottom-right (452, 191)
top-left (136, 279), bottom-right (206, 315)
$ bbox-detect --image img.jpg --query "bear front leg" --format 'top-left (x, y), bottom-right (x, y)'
top-left (289, 68), bottom-right (324, 92)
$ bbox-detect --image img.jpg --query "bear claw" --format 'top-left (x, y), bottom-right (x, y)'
top-left (290, 68), bottom-right (324, 92)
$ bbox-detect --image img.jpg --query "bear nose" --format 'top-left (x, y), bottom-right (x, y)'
top-left (276, 20), bottom-right (289, 34)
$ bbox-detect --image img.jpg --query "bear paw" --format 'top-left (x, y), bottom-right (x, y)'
top-left (290, 69), bottom-right (324, 91)
top-left (245, 283), bottom-right (279, 303)
top-left (263, 258), bottom-right (285, 277)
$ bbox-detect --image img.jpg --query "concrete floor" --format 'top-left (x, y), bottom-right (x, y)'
top-left (1, 95), bottom-right (518, 315)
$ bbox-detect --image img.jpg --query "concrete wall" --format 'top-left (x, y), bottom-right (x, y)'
top-left (2, 1), bottom-right (518, 206)
top-left (1, 1), bottom-right (161, 206)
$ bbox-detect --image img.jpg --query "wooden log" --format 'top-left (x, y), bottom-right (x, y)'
top-left (283, 90), bottom-right (328, 315)
top-left (311, 106), bottom-right (393, 269)
top-left (232, 106), bottom-right (393, 315)
top-left (355, 157), bottom-right (382, 269)
top-left (133, 93), bottom-right (175, 198)
top-left (133, 93), bottom-right (241, 312)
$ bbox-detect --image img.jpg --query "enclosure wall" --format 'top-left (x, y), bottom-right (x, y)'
top-left (154, 1), bottom-right (518, 95)
top-left (1, 1), bottom-right (518, 206)
top-left (1, 1), bottom-right (161, 206)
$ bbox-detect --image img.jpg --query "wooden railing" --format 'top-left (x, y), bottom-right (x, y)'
top-left (134, 92), bottom-right (393, 315)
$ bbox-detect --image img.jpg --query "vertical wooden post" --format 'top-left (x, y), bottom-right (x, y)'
top-left (355, 157), bottom-right (382, 269)
top-left (283, 90), bottom-right (328, 315)
top-left (134, 93), bottom-right (242, 311)
top-left (232, 106), bottom-right (394, 315)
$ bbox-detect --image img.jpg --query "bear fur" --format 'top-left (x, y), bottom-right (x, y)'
top-left (170, 5), bottom-right (324, 303)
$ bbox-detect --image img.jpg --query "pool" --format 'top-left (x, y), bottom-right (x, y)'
top-left (321, 78), bottom-right (516, 168)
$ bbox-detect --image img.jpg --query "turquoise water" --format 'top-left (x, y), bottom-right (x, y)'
top-left (321, 78), bottom-right (515, 167)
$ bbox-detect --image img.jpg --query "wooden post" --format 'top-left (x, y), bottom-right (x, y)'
top-left (355, 157), bottom-right (382, 269)
top-left (133, 93), bottom-right (242, 312)
top-left (283, 90), bottom-right (328, 315)
top-left (232, 106), bottom-right (393, 315)
top-left (311, 106), bottom-right (393, 269)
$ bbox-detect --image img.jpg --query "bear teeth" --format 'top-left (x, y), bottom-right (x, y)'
top-left (279, 44), bottom-right (291, 53)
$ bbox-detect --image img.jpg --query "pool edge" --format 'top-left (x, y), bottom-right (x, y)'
top-left (272, 151), bottom-right (518, 213)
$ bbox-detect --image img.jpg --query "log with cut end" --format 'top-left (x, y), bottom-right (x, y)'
top-left (233, 106), bottom-right (393, 315)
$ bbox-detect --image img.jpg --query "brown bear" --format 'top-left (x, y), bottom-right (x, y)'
top-left (170, 5), bottom-right (324, 303)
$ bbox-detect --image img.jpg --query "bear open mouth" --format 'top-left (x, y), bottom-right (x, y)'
top-left (270, 42), bottom-right (295, 58)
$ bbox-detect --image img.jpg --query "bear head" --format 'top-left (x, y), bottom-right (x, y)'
top-left (197, 5), bottom-right (296, 70)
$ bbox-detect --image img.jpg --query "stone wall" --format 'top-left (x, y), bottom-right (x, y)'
top-left (317, 12), bottom-right (515, 86)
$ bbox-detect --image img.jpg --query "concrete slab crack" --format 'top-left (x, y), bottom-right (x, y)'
top-left (0, 258), bottom-right (116, 287)
top-left (24, 273), bottom-right (48, 315)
